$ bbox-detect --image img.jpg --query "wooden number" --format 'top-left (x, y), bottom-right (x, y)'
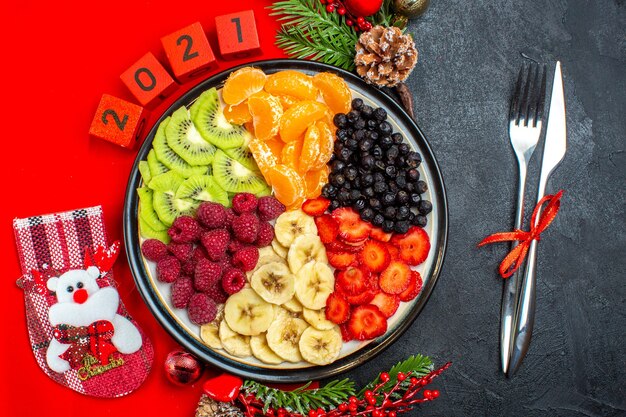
top-left (161, 22), bottom-right (218, 83)
top-left (177, 34), bottom-right (199, 62)
top-left (231, 17), bottom-right (243, 43)
top-left (101, 109), bottom-right (128, 131)
top-left (134, 67), bottom-right (157, 91)
top-left (120, 52), bottom-right (177, 106)
top-left (215, 10), bottom-right (261, 60)
top-left (89, 94), bottom-right (148, 149)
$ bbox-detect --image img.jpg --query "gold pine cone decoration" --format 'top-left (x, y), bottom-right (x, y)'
top-left (195, 394), bottom-right (244, 417)
top-left (354, 25), bottom-right (418, 88)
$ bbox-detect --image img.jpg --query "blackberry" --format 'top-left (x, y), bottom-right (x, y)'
top-left (373, 181), bottom-right (387, 193)
top-left (373, 107), bottom-right (387, 121)
top-left (378, 121), bottom-right (392, 135)
top-left (337, 189), bottom-right (350, 203)
top-left (354, 118), bottom-right (366, 130)
top-left (382, 192), bottom-right (396, 206)
top-left (334, 113), bottom-right (348, 128)
top-left (389, 181), bottom-right (399, 193)
top-left (354, 129), bottom-right (366, 141)
top-left (331, 173), bottom-right (346, 187)
top-left (397, 206), bottom-right (410, 220)
top-left (346, 138), bottom-right (358, 150)
top-left (359, 138), bottom-right (373, 152)
top-left (361, 208), bottom-right (374, 221)
top-left (407, 168), bottom-right (420, 181)
top-left (386, 146), bottom-right (399, 160)
top-left (416, 180), bottom-right (428, 194)
top-left (385, 165), bottom-right (397, 178)
top-left (372, 213), bottom-right (385, 227)
top-left (374, 160), bottom-right (386, 171)
top-left (380, 135), bottom-right (393, 149)
top-left (339, 148), bottom-right (352, 161)
top-left (384, 206), bottom-right (397, 219)
top-left (391, 132), bottom-right (404, 144)
top-left (410, 192), bottom-right (421, 205)
top-left (363, 186), bottom-right (375, 197)
top-left (322, 183), bottom-right (337, 197)
top-left (336, 129), bottom-right (350, 142)
top-left (418, 200), bottom-right (433, 215)
top-left (329, 200), bottom-right (340, 211)
top-left (399, 143), bottom-right (410, 155)
top-left (367, 131), bottom-right (379, 142)
top-left (349, 189), bottom-right (362, 201)
top-left (394, 221), bottom-right (411, 234)
top-left (396, 190), bottom-right (409, 205)
top-left (369, 198), bottom-right (382, 210)
top-left (373, 172), bottom-right (385, 183)
top-left (362, 173), bottom-right (374, 186)
top-left (407, 151), bottom-right (422, 167)
top-left (347, 110), bottom-right (360, 123)
top-left (361, 105), bottom-right (373, 119)
top-left (332, 160), bottom-right (346, 172)
top-left (413, 214), bottom-right (428, 227)
top-left (382, 220), bottom-right (395, 233)
top-left (395, 175), bottom-right (407, 189)
top-left (351, 98), bottom-right (364, 110)
top-left (361, 155), bottom-right (375, 170)
top-left (367, 119), bottom-right (378, 130)
top-left (353, 199), bottom-right (366, 211)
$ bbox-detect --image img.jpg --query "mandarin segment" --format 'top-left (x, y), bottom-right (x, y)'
top-left (279, 100), bottom-right (330, 142)
top-left (248, 91), bottom-right (283, 141)
top-left (300, 123), bottom-right (322, 173)
top-left (265, 138), bottom-right (285, 157)
top-left (313, 72), bottom-right (352, 114)
top-left (265, 70), bottom-right (318, 100)
top-left (304, 166), bottom-right (329, 199)
top-left (222, 67), bottom-right (267, 105)
top-left (277, 94), bottom-right (301, 110)
top-left (268, 164), bottom-right (305, 207)
top-left (224, 101), bottom-right (252, 125)
top-left (309, 120), bottom-right (334, 171)
top-left (249, 137), bottom-right (278, 182)
top-left (281, 138), bottom-right (303, 171)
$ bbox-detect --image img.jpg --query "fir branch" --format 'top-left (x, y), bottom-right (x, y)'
top-left (370, 0), bottom-right (397, 28)
top-left (242, 378), bottom-right (356, 414)
top-left (358, 354), bottom-right (433, 397)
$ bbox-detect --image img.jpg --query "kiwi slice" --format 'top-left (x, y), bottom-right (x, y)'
top-left (137, 187), bottom-right (167, 231)
top-left (191, 88), bottom-right (246, 150)
top-left (139, 216), bottom-right (170, 243)
top-left (175, 175), bottom-right (229, 206)
top-left (223, 134), bottom-right (259, 171)
top-left (147, 149), bottom-right (169, 177)
top-left (138, 161), bottom-right (152, 185)
top-left (153, 116), bottom-right (207, 178)
top-left (148, 171), bottom-right (184, 193)
top-left (166, 106), bottom-right (216, 166)
top-left (212, 150), bottom-right (267, 194)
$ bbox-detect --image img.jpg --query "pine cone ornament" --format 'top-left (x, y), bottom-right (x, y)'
top-left (195, 394), bottom-right (244, 417)
top-left (355, 25), bottom-right (418, 87)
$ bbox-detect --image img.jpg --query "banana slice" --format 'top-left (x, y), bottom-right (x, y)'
top-left (288, 235), bottom-right (328, 273)
top-left (266, 316), bottom-right (308, 363)
top-left (274, 210), bottom-right (317, 247)
top-left (250, 333), bottom-right (284, 365)
top-left (302, 307), bottom-right (336, 331)
top-left (295, 261), bottom-right (335, 310)
top-left (272, 239), bottom-right (289, 258)
top-left (250, 262), bottom-right (296, 305)
top-left (224, 288), bottom-right (275, 336)
top-left (282, 297), bottom-right (304, 313)
top-left (299, 326), bottom-right (342, 366)
top-left (219, 320), bottom-right (251, 358)
top-left (250, 246), bottom-right (286, 276)
top-left (200, 305), bottom-right (225, 349)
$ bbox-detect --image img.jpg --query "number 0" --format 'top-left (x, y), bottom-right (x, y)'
top-left (231, 17), bottom-right (243, 43)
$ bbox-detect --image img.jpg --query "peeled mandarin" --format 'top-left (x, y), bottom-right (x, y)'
top-left (265, 70), bottom-right (318, 100)
top-left (222, 67), bottom-right (267, 105)
top-left (248, 91), bottom-right (283, 141)
top-left (265, 138), bottom-right (285, 157)
top-left (268, 164), bottom-right (305, 207)
top-left (299, 123), bottom-right (321, 173)
top-left (304, 166), bottom-right (329, 199)
top-left (308, 120), bottom-right (334, 171)
top-left (279, 101), bottom-right (330, 142)
top-left (313, 72), bottom-right (352, 114)
top-left (224, 101), bottom-right (252, 125)
top-left (276, 94), bottom-right (301, 109)
top-left (281, 139), bottom-right (303, 171)
top-left (249, 138), bottom-right (278, 183)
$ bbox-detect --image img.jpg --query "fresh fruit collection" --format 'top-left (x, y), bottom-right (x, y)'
top-left (137, 67), bottom-right (432, 367)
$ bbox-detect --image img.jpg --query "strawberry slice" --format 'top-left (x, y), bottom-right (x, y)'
top-left (378, 261), bottom-right (411, 295)
top-left (347, 305), bottom-right (387, 340)
top-left (340, 286), bottom-right (377, 305)
top-left (325, 292), bottom-right (351, 324)
top-left (398, 271), bottom-right (423, 302)
top-left (385, 243), bottom-right (400, 260)
top-left (336, 265), bottom-right (371, 296)
top-left (359, 240), bottom-right (391, 273)
top-left (302, 197), bottom-right (331, 217)
top-left (327, 251), bottom-right (358, 269)
top-left (326, 240), bottom-right (363, 254)
top-left (370, 226), bottom-right (392, 242)
top-left (390, 226), bottom-right (431, 266)
top-left (332, 207), bottom-right (372, 243)
top-left (314, 214), bottom-right (339, 244)
top-left (370, 292), bottom-right (400, 318)
top-left (339, 323), bottom-right (353, 342)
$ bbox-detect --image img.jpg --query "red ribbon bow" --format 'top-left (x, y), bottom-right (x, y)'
top-left (478, 190), bottom-right (564, 279)
top-left (53, 320), bottom-right (118, 369)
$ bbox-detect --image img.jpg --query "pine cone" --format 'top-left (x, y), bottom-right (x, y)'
top-left (195, 395), bottom-right (244, 417)
top-left (354, 26), bottom-right (418, 87)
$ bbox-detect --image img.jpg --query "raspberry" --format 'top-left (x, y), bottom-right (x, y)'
top-left (231, 213), bottom-right (259, 243)
top-left (217, 255), bottom-right (231, 272)
top-left (156, 256), bottom-right (181, 283)
top-left (168, 216), bottom-right (201, 243)
top-left (232, 193), bottom-right (258, 214)
top-left (255, 221), bottom-right (274, 247)
top-left (205, 281), bottom-right (228, 304)
top-left (167, 242), bottom-right (193, 262)
top-left (200, 228), bottom-right (230, 261)
top-left (193, 246), bottom-right (208, 262)
top-left (141, 239), bottom-right (168, 261)
top-left (181, 258), bottom-right (196, 276)
top-left (171, 276), bottom-right (194, 309)
top-left (194, 258), bottom-right (222, 292)
top-left (196, 202), bottom-right (227, 229)
top-left (231, 246), bottom-right (259, 272)
top-left (224, 208), bottom-right (236, 229)
top-left (187, 293), bottom-right (218, 325)
top-left (221, 267), bottom-right (246, 295)
top-left (257, 196), bottom-right (285, 221)
top-left (228, 239), bottom-right (246, 254)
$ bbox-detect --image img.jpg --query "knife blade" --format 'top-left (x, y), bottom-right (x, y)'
top-left (507, 61), bottom-right (567, 376)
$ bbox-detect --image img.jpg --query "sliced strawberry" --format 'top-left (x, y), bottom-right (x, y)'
top-left (370, 226), bottom-right (392, 242)
top-left (379, 261), bottom-right (411, 295)
top-left (385, 243), bottom-right (400, 260)
top-left (390, 226), bottom-right (431, 266)
top-left (302, 197), bottom-right (331, 217)
top-left (315, 214), bottom-right (339, 244)
top-left (343, 287), bottom-right (377, 305)
top-left (327, 251), bottom-right (358, 269)
top-left (347, 305), bottom-right (387, 341)
top-left (370, 292), bottom-right (400, 318)
top-left (332, 207), bottom-right (372, 243)
top-left (326, 240), bottom-right (363, 254)
top-left (340, 323), bottom-right (353, 342)
top-left (398, 271), bottom-right (423, 302)
top-left (359, 240), bottom-right (391, 273)
top-left (325, 292), bottom-right (351, 324)
top-left (336, 265), bottom-right (371, 296)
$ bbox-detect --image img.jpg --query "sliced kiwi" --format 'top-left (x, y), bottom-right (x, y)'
top-left (191, 88), bottom-right (246, 150)
top-left (138, 161), bottom-right (152, 185)
top-left (212, 149), bottom-right (267, 194)
top-left (256, 185), bottom-right (272, 197)
top-left (153, 192), bottom-right (196, 227)
top-left (147, 149), bottom-right (169, 177)
top-left (153, 116), bottom-right (207, 178)
top-left (139, 216), bottom-right (170, 243)
top-left (223, 134), bottom-right (259, 172)
top-left (166, 106), bottom-right (216, 166)
top-left (137, 187), bottom-right (168, 231)
top-left (148, 171), bottom-right (184, 193)
top-left (175, 175), bottom-right (229, 206)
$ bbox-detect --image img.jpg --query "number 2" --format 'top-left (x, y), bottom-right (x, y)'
top-left (231, 17), bottom-right (243, 43)
top-left (177, 34), bottom-right (199, 62)
top-left (102, 109), bottom-right (128, 131)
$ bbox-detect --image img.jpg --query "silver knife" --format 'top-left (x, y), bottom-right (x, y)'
top-left (507, 61), bottom-right (567, 376)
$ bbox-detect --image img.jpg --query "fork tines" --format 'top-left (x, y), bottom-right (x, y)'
top-left (510, 63), bottom-right (547, 128)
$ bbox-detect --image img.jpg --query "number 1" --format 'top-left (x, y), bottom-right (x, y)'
top-left (231, 17), bottom-right (243, 43)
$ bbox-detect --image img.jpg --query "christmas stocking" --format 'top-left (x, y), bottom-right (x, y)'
top-left (14, 206), bottom-right (154, 398)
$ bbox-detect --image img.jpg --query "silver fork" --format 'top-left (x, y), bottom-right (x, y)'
top-left (501, 62), bottom-right (547, 375)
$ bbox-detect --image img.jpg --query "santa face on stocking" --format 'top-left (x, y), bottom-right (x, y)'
top-left (45, 266), bottom-right (142, 373)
